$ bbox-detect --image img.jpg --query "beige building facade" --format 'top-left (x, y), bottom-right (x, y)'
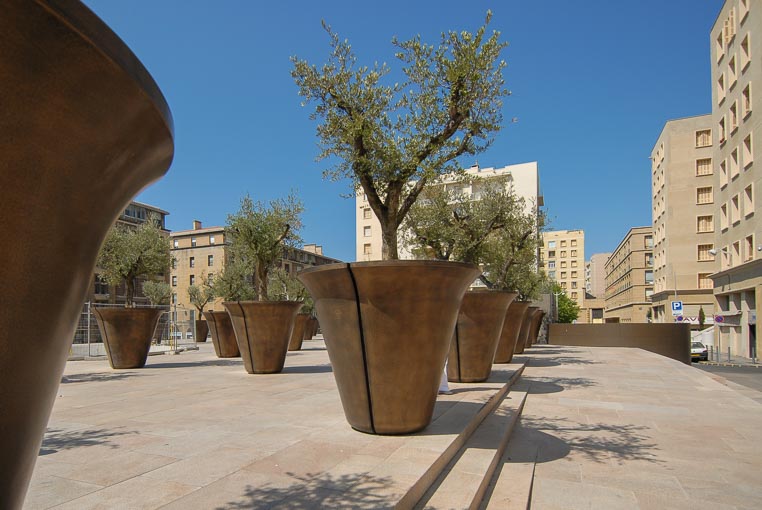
top-left (710, 0), bottom-right (761, 358)
top-left (585, 253), bottom-right (611, 299)
top-left (355, 162), bottom-right (542, 261)
top-left (649, 115), bottom-right (718, 327)
top-left (540, 230), bottom-right (585, 308)
top-left (604, 227), bottom-right (654, 323)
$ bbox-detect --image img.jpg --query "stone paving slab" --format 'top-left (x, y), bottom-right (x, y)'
top-left (25, 341), bottom-right (521, 509)
top-left (517, 345), bottom-right (762, 510)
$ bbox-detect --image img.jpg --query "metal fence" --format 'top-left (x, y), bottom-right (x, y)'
top-left (71, 302), bottom-right (200, 358)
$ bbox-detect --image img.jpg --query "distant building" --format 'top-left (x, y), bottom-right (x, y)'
top-left (355, 162), bottom-right (543, 261)
top-left (604, 227), bottom-right (654, 323)
top-left (170, 221), bottom-right (341, 324)
top-left (709, 0), bottom-right (761, 358)
top-left (540, 229), bottom-right (585, 308)
top-left (649, 115), bottom-right (717, 327)
top-left (585, 253), bottom-right (611, 298)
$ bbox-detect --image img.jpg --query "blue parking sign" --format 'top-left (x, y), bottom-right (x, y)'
top-left (671, 301), bottom-right (683, 316)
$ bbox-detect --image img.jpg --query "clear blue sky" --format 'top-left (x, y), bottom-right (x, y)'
top-left (85, 0), bottom-right (724, 262)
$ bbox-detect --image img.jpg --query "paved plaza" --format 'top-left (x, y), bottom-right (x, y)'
top-left (25, 340), bottom-right (762, 509)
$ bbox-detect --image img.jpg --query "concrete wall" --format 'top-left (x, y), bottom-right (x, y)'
top-left (547, 323), bottom-right (691, 364)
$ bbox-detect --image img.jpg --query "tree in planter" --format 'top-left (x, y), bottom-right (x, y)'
top-left (142, 281), bottom-right (171, 306)
top-left (402, 175), bottom-right (521, 264)
top-left (226, 193), bottom-right (303, 301)
top-left (211, 259), bottom-right (256, 302)
top-left (96, 219), bottom-right (173, 307)
top-left (187, 273), bottom-right (215, 314)
top-left (292, 12), bottom-right (509, 259)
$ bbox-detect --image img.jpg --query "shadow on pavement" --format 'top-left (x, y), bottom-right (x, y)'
top-left (38, 427), bottom-right (135, 456)
top-left (522, 376), bottom-right (599, 394)
top-left (145, 359), bottom-right (243, 369)
top-left (219, 472), bottom-right (395, 509)
top-left (61, 371), bottom-right (148, 384)
top-left (281, 364), bottom-right (333, 374)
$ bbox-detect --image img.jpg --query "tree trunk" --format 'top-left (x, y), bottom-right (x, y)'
top-left (381, 223), bottom-right (399, 260)
top-left (125, 278), bottom-right (135, 308)
top-left (256, 265), bottom-right (268, 301)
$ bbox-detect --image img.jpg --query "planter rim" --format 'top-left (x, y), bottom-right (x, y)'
top-left (222, 300), bottom-right (303, 306)
top-left (298, 259), bottom-right (480, 277)
top-left (465, 289), bottom-right (518, 295)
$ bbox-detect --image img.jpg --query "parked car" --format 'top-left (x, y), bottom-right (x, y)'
top-left (691, 341), bottom-right (708, 362)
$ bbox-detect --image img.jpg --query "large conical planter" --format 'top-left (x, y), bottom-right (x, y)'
top-left (526, 311), bottom-right (546, 348)
top-left (204, 311), bottom-right (240, 358)
top-left (447, 290), bottom-right (517, 383)
top-left (299, 261), bottom-right (480, 435)
top-left (303, 317), bottom-right (318, 340)
top-left (195, 319), bottom-right (209, 342)
top-left (93, 308), bottom-right (163, 369)
top-left (224, 301), bottom-right (302, 374)
top-left (0, 2), bottom-right (174, 506)
top-left (289, 313), bottom-right (310, 351)
top-left (513, 306), bottom-right (539, 355)
top-left (494, 301), bottom-right (531, 363)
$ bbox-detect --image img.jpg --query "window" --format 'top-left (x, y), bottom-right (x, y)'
top-left (721, 203), bottom-right (729, 230)
top-left (208, 254), bottom-right (214, 266)
top-left (730, 101), bottom-right (739, 132)
top-left (172, 293), bottom-right (177, 304)
top-left (363, 208), bottom-right (372, 220)
top-left (696, 129), bottom-right (712, 148)
top-left (722, 245), bottom-right (731, 268)
top-left (548, 261), bottom-right (556, 269)
top-left (717, 73), bottom-right (726, 104)
top-left (741, 34), bottom-right (751, 70)
top-left (698, 273), bottom-right (713, 289)
top-left (363, 243), bottom-right (372, 255)
top-left (561, 282), bottom-right (567, 289)
top-left (697, 215), bottom-right (714, 233)
top-left (698, 244), bottom-right (714, 261)
top-left (561, 271), bottom-right (567, 278)
top-left (645, 270), bottom-right (654, 284)
top-left (728, 55), bottom-right (737, 88)
top-left (724, 8), bottom-right (736, 45)
top-left (730, 148), bottom-right (740, 179)
top-left (560, 251), bottom-right (567, 258)
top-left (189, 275), bottom-right (195, 285)
top-left (696, 186), bottom-right (713, 204)
top-left (645, 236), bottom-right (654, 249)
top-left (742, 83), bottom-right (752, 117)
top-left (719, 116), bottom-right (726, 143)
top-left (732, 194), bottom-right (741, 224)
top-left (189, 257), bottom-right (195, 268)
top-left (363, 226), bottom-right (371, 237)
top-left (571, 260), bottom-right (578, 268)
top-left (571, 271), bottom-right (578, 278)
top-left (560, 240), bottom-right (567, 247)
top-left (740, 0), bottom-right (749, 20)
top-left (560, 261), bottom-right (567, 269)
top-left (548, 271), bottom-right (556, 279)
top-left (744, 184), bottom-right (754, 217)
top-left (171, 259), bottom-right (176, 269)
top-left (571, 292), bottom-right (578, 299)
top-left (745, 235), bottom-right (755, 262)
top-left (94, 275), bottom-right (109, 295)
top-left (733, 241), bottom-right (741, 265)
top-left (696, 158), bottom-right (712, 176)
top-left (645, 253), bottom-right (654, 267)
top-left (210, 235), bottom-right (216, 245)
top-left (171, 276), bottom-right (177, 287)
top-left (571, 240), bottom-right (577, 247)
top-left (548, 241), bottom-right (556, 249)
top-left (191, 237), bottom-right (197, 247)
top-left (743, 134), bottom-right (753, 168)
top-left (720, 159), bottom-right (728, 187)
top-left (571, 250), bottom-right (577, 257)
top-left (548, 250), bottom-right (556, 258)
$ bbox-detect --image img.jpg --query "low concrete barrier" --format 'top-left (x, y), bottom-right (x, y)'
top-left (547, 323), bottom-right (691, 364)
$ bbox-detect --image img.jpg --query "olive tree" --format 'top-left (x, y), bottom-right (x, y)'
top-left (142, 281), bottom-right (171, 306)
top-left (96, 219), bottom-right (172, 307)
top-left (292, 12), bottom-right (509, 259)
top-left (226, 193), bottom-right (303, 301)
top-left (187, 273), bottom-right (215, 314)
top-left (211, 259), bottom-right (256, 302)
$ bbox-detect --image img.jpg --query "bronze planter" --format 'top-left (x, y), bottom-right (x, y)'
top-left (527, 311), bottom-right (546, 347)
top-left (224, 301), bottom-right (302, 374)
top-left (204, 311), bottom-right (240, 358)
top-left (195, 319), bottom-right (209, 342)
top-left (447, 290), bottom-right (517, 383)
top-left (513, 306), bottom-right (539, 355)
top-left (93, 308), bottom-right (163, 369)
top-left (0, 1), bottom-right (174, 506)
top-left (299, 261), bottom-right (480, 435)
top-left (289, 313), bottom-right (310, 351)
top-left (494, 301), bottom-right (531, 363)
top-left (303, 317), bottom-right (318, 340)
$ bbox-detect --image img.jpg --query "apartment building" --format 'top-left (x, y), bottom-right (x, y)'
top-left (604, 227), bottom-right (654, 323)
top-left (355, 162), bottom-right (542, 261)
top-left (170, 221), bottom-right (341, 323)
top-left (649, 116), bottom-right (718, 327)
top-left (540, 230), bottom-right (585, 308)
top-left (87, 201), bottom-right (170, 306)
top-left (709, 0), bottom-right (761, 358)
top-left (585, 253), bottom-right (611, 298)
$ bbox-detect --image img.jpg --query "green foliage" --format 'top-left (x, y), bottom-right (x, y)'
top-left (267, 268), bottom-right (312, 311)
top-left (403, 176), bottom-right (522, 264)
top-left (479, 204), bottom-right (546, 300)
top-left (226, 193), bottom-right (304, 301)
top-left (187, 273), bottom-right (215, 313)
top-left (292, 12), bottom-right (509, 259)
top-left (96, 219), bottom-right (172, 307)
top-left (552, 283), bottom-right (579, 324)
top-left (698, 306), bottom-right (706, 329)
top-left (142, 281), bottom-right (171, 306)
top-left (211, 259), bottom-right (256, 302)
